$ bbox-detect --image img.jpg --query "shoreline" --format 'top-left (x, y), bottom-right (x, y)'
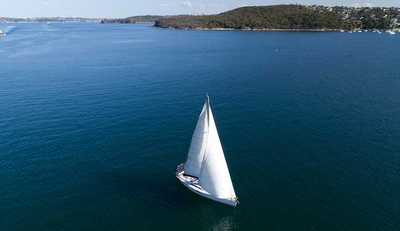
top-left (192, 27), bottom-right (342, 32)
top-left (155, 26), bottom-right (400, 33)
top-left (156, 26), bottom-right (344, 32)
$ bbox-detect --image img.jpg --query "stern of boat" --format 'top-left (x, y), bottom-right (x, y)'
top-left (176, 163), bottom-right (238, 207)
top-left (176, 163), bottom-right (184, 175)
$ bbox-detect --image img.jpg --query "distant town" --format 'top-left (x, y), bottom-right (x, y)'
top-left (0, 17), bottom-right (100, 23)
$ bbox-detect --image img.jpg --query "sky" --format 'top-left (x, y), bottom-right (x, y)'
top-left (1, 0), bottom-right (400, 18)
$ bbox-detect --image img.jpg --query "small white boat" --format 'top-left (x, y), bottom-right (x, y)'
top-left (387, 31), bottom-right (396, 35)
top-left (176, 95), bottom-right (238, 207)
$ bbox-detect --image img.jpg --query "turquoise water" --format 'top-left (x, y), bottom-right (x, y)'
top-left (0, 23), bottom-right (399, 230)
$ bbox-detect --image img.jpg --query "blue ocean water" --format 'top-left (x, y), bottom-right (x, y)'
top-left (0, 23), bottom-right (399, 230)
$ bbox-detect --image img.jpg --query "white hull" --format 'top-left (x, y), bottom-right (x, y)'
top-left (176, 165), bottom-right (238, 207)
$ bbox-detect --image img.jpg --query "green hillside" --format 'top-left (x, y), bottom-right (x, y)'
top-left (154, 5), bottom-right (400, 31)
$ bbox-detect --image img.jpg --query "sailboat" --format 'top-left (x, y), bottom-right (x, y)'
top-left (176, 95), bottom-right (238, 207)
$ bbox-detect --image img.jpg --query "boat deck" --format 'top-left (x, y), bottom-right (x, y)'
top-left (176, 163), bottom-right (238, 207)
top-left (176, 165), bottom-right (209, 193)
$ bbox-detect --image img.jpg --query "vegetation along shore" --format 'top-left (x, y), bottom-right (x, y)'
top-left (105, 5), bottom-right (400, 32)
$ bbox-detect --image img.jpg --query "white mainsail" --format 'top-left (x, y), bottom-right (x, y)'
top-left (178, 96), bottom-right (237, 206)
top-left (198, 101), bottom-right (236, 200)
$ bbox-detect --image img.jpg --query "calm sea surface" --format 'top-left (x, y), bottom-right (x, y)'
top-left (0, 23), bottom-right (399, 231)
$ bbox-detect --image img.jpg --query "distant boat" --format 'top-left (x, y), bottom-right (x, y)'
top-left (1, 26), bottom-right (17, 36)
top-left (387, 30), bottom-right (396, 35)
top-left (176, 95), bottom-right (238, 207)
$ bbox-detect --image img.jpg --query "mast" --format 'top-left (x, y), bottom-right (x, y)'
top-left (206, 94), bottom-right (210, 128)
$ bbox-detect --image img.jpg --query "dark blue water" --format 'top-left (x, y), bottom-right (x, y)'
top-left (0, 23), bottom-right (399, 230)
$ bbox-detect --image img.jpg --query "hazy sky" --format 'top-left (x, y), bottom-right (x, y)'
top-left (1, 0), bottom-right (399, 18)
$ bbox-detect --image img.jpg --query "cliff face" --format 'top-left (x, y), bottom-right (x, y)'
top-left (154, 5), bottom-right (400, 31)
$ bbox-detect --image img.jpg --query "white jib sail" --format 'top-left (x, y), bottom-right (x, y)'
top-left (199, 100), bottom-right (236, 200)
top-left (184, 101), bottom-right (209, 177)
